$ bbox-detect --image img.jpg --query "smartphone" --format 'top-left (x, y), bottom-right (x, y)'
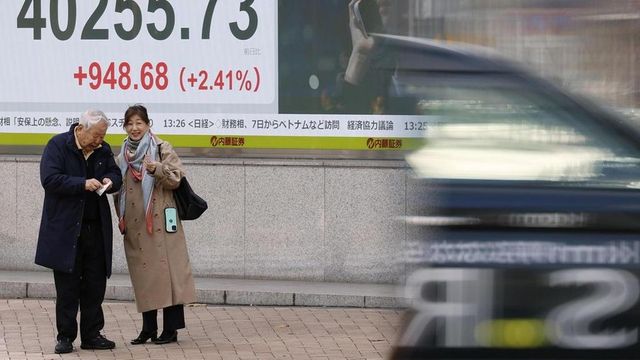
top-left (352, 0), bottom-right (384, 38)
top-left (164, 207), bottom-right (178, 233)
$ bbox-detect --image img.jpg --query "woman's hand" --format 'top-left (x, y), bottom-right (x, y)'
top-left (144, 155), bottom-right (157, 174)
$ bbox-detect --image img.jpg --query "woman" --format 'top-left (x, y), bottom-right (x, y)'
top-left (114, 104), bottom-right (196, 345)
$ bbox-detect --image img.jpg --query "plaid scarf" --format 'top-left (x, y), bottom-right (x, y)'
top-left (117, 131), bottom-right (157, 234)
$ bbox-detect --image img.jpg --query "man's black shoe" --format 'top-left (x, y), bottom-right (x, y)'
top-left (80, 334), bottom-right (116, 350)
top-left (54, 337), bottom-right (73, 354)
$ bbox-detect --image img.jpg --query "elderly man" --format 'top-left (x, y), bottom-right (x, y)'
top-left (35, 110), bottom-right (123, 354)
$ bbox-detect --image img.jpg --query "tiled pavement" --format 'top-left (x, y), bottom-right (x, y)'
top-left (0, 299), bottom-right (402, 360)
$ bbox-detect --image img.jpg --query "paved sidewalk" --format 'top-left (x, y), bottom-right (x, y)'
top-left (0, 299), bottom-right (402, 360)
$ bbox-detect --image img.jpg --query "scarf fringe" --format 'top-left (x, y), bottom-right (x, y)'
top-left (145, 198), bottom-right (154, 235)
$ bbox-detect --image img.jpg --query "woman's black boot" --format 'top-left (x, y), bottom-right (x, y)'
top-left (153, 330), bottom-right (178, 344)
top-left (130, 330), bottom-right (157, 345)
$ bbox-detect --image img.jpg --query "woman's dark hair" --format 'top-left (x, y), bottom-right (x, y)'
top-left (124, 104), bottom-right (150, 127)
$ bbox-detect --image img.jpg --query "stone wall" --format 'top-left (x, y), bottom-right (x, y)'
top-left (0, 156), bottom-right (417, 285)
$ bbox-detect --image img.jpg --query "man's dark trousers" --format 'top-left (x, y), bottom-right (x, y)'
top-left (53, 220), bottom-right (106, 342)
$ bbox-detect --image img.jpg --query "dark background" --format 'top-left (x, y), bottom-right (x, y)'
top-left (278, 0), bottom-right (353, 114)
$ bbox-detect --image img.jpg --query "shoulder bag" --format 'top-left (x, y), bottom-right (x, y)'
top-left (158, 144), bottom-right (208, 220)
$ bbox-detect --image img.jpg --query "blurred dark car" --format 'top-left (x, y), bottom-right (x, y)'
top-left (370, 35), bottom-right (640, 359)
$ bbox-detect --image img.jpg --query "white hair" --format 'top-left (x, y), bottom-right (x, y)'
top-left (79, 110), bottom-right (109, 129)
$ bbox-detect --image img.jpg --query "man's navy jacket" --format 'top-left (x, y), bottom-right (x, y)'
top-left (35, 124), bottom-right (122, 277)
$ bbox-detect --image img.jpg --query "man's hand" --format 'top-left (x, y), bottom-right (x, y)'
top-left (85, 178), bottom-right (102, 192)
top-left (95, 178), bottom-right (113, 196)
top-left (102, 178), bottom-right (113, 191)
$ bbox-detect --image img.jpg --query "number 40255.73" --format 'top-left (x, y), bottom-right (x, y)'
top-left (17, 0), bottom-right (258, 41)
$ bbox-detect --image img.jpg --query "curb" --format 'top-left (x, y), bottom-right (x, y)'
top-left (0, 271), bottom-right (406, 309)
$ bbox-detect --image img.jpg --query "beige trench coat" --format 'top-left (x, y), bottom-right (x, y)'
top-left (114, 138), bottom-right (196, 313)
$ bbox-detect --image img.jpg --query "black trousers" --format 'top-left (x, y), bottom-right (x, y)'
top-left (53, 221), bottom-right (106, 342)
top-left (141, 305), bottom-right (185, 332)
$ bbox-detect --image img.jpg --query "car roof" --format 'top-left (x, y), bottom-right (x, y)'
top-left (373, 33), bottom-right (640, 153)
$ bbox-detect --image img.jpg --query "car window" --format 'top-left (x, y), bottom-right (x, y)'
top-left (399, 74), bottom-right (640, 187)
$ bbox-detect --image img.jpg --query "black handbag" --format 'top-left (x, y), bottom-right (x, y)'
top-left (158, 144), bottom-right (208, 220)
top-left (173, 176), bottom-right (208, 220)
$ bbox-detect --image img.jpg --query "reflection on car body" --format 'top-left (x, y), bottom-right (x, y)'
top-left (372, 34), bottom-right (640, 359)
